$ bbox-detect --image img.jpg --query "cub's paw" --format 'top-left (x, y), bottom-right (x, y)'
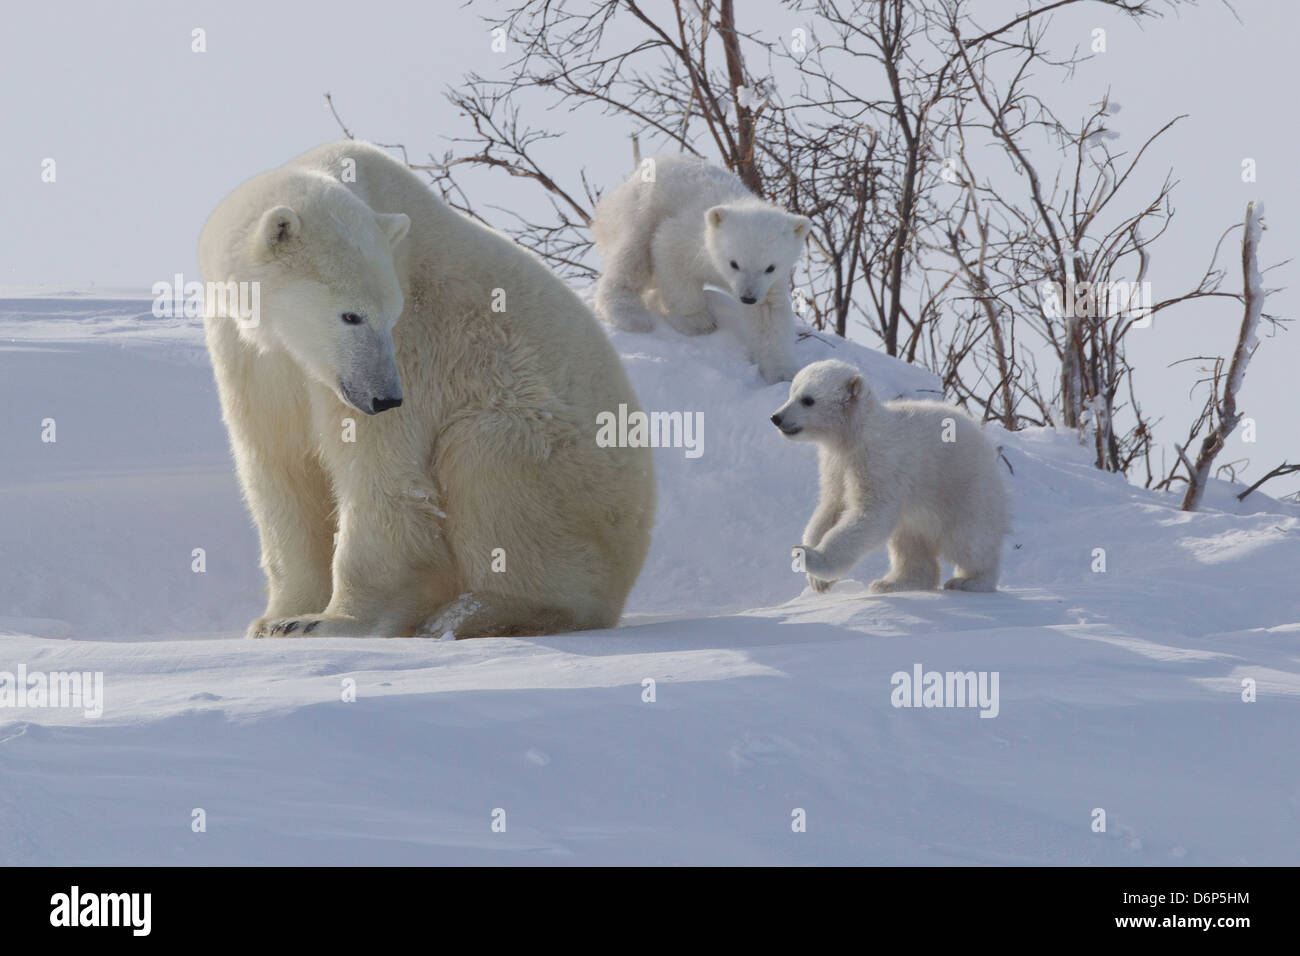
top-left (247, 614), bottom-right (361, 639)
top-left (868, 577), bottom-right (901, 594)
top-left (756, 343), bottom-right (801, 384)
top-left (605, 304), bottom-right (658, 333)
top-left (664, 308), bottom-right (717, 337)
top-left (680, 310), bottom-right (718, 335)
top-left (807, 573), bottom-right (835, 595)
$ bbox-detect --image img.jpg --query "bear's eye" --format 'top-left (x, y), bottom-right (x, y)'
top-left (340, 312), bottom-right (364, 325)
top-left (729, 260), bottom-right (740, 270)
top-left (765, 264), bottom-right (776, 274)
top-left (800, 395), bottom-right (815, 407)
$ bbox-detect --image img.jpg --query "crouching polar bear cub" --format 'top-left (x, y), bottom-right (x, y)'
top-left (199, 141), bottom-right (655, 639)
top-left (772, 360), bottom-right (1009, 594)
top-left (591, 154), bottom-right (810, 384)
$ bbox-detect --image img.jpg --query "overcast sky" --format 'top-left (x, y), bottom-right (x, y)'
top-left (2, 0), bottom-right (1295, 492)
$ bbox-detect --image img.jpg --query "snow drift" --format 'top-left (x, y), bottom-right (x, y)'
top-left (0, 294), bottom-right (1296, 865)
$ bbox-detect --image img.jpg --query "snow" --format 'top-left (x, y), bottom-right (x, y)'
top-left (1, 294), bottom-right (1297, 865)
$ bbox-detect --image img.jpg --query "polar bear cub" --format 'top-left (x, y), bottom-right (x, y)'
top-left (771, 360), bottom-right (1010, 594)
top-left (591, 154), bottom-right (810, 383)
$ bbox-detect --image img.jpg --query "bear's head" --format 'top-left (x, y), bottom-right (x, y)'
top-left (770, 359), bottom-right (868, 442)
top-left (218, 181), bottom-right (412, 416)
top-left (704, 202), bottom-right (810, 306)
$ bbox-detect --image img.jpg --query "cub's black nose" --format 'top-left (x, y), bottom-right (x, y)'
top-left (372, 396), bottom-right (403, 413)
top-left (770, 413), bottom-right (783, 426)
top-left (741, 296), bottom-right (758, 304)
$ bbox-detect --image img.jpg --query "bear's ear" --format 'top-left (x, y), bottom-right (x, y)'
top-left (792, 215), bottom-right (812, 239)
top-left (255, 205), bottom-right (301, 253)
top-left (376, 212), bottom-right (410, 248)
top-left (706, 206), bottom-right (726, 229)
top-left (846, 374), bottom-right (864, 402)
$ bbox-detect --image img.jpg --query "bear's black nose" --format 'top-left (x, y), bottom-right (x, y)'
top-left (770, 413), bottom-right (783, 426)
top-left (372, 396), bottom-right (403, 413)
top-left (741, 295), bottom-right (758, 304)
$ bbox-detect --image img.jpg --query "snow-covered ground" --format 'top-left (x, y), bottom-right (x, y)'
top-left (1, 294), bottom-right (1297, 865)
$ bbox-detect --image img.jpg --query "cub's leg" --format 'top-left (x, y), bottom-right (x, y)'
top-left (651, 214), bottom-right (717, 335)
top-left (799, 501), bottom-right (901, 584)
top-left (750, 290), bottom-right (801, 384)
top-left (942, 520), bottom-right (1004, 592)
top-left (870, 530), bottom-right (941, 593)
top-left (593, 223), bottom-right (660, 333)
top-left (657, 281), bottom-right (717, 336)
top-left (801, 462), bottom-right (845, 594)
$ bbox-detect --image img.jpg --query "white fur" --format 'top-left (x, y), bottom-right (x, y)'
top-left (590, 154), bottom-right (809, 384)
top-left (771, 360), bottom-right (1010, 594)
top-left (199, 140), bottom-right (656, 639)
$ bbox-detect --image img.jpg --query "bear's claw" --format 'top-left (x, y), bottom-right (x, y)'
top-left (249, 615), bottom-right (330, 639)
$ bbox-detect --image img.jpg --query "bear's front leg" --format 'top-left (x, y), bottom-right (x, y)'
top-left (658, 283), bottom-right (718, 336)
top-left (793, 547), bottom-right (839, 593)
top-left (751, 291), bottom-right (800, 384)
top-left (250, 496), bottom-right (448, 639)
top-left (802, 489), bottom-right (845, 553)
top-left (237, 444), bottom-right (335, 629)
top-left (799, 495), bottom-right (843, 594)
top-left (797, 504), bottom-right (899, 582)
top-left (806, 572), bottom-right (835, 594)
top-left (595, 275), bottom-right (659, 332)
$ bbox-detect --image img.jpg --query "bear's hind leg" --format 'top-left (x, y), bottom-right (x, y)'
top-left (941, 522), bottom-right (1003, 592)
top-left (943, 565), bottom-right (1000, 592)
top-left (869, 531), bottom-right (940, 594)
top-left (417, 592), bottom-right (610, 639)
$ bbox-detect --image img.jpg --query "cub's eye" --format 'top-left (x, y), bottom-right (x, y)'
top-left (729, 260), bottom-right (740, 270)
top-left (800, 396), bottom-right (815, 407)
top-left (341, 312), bottom-right (364, 325)
top-left (765, 264), bottom-right (776, 274)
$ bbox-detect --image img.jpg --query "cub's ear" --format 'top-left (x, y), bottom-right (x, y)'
top-left (706, 206), bottom-right (726, 229)
top-left (792, 215), bottom-right (812, 239)
top-left (376, 212), bottom-right (410, 248)
top-left (846, 374), bottom-right (864, 402)
top-left (255, 205), bottom-right (301, 253)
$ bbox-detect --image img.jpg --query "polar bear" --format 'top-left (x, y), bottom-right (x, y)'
top-left (590, 154), bottom-right (809, 384)
top-left (199, 140), bottom-right (655, 639)
top-left (771, 360), bottom-right (1009, 594)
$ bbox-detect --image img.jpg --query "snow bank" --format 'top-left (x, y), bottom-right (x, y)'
top-left (0, 297), bottom-right (1297, 865)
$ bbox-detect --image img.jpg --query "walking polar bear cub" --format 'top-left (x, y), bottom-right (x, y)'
top-left (591, 154), bottom-right (809, 384)
top-left (772, 360), bottom-right (1009, 594)
top-left (199, 140), bottom-right (655, 639)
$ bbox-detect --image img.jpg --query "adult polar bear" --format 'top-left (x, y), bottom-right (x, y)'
top-left (199, 141), bottom-right (655, 639)
top-left (591, 154), bottom-right (809, 384)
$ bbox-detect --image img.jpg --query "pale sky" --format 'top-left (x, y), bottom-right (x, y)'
top-left (2, 0), bottom-right (1295, 492)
